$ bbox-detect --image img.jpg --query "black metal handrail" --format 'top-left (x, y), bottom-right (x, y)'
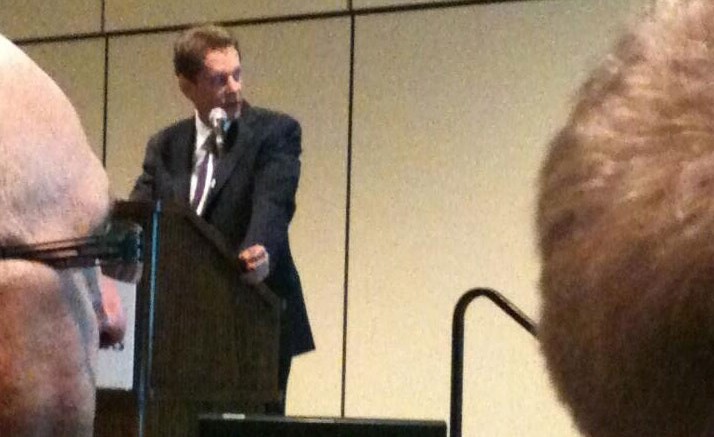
top-left (449, 288), bottom-right (537, 437)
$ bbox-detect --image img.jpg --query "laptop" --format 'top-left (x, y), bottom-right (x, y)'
top-left (198, 414), bottom-right (447, 437)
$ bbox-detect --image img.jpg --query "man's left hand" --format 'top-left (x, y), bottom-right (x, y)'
top-left (238, 244), bottom-right (269, 285)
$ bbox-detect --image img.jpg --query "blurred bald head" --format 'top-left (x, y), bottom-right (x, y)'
top-left (0, 35), bottom-right (114, 436)
top-left (0, 35), bottom-right (109, 242)
top-left (537, 1), bottom-right (714, 436)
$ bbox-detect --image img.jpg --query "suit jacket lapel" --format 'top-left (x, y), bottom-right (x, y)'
top-left (204, 104), bottom-right (255, 210)
top-left (170, 120), bottom-right (195, 206)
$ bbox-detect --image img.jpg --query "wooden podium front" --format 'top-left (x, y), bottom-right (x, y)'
top-left (95, 201), bottom-right (281, 437)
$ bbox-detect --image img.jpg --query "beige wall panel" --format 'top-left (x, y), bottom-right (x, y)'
top-left (235, 19), bottom-right (351, 416)
top-left (105, 32), bottom-right (192, 196)
top-left (105, 0), bottom-right (347, 32)
top-left (104, 20), bottom-right (350, 415)
top-left (21, 39), bottom-right (106, 162)
top-left (348, 0), bottom-right (647, 435)
top-left (353, 0), bottom-right (451, 9)
top-left (1, 0), bottom-right (101, 40)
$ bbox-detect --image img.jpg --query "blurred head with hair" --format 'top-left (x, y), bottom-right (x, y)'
top-left (0, 35), bottom-right (124, 436)
top-left (173, 24), bottom-right (240, 81)
top-left (537, 0), bottom-right (714, 435)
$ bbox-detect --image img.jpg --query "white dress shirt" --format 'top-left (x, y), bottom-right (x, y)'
top-left (189, 114), bottom-right (216, 215)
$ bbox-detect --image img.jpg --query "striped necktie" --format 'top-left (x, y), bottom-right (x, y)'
top-left (190, 133), bottom-right (217, 212)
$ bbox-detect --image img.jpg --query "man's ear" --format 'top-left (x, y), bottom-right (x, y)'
top-left (177, 74), bottom-right (193, 99)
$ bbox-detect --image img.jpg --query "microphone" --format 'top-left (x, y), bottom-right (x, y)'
top-left (209, 107), bottom-right (229, 148)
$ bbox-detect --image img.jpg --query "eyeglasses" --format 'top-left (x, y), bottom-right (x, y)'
top-left (0, 220), bottom-right (144, 281)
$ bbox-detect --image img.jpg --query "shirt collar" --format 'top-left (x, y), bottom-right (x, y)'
top-left (194, 111), bottom-right (212, 154)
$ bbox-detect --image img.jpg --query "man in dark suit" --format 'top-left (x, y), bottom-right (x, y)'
top-left (130, 24), bottom-right (314, 414)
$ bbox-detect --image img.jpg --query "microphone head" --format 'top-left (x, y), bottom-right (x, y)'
top-left (209, 107), bottom-right (228, 132)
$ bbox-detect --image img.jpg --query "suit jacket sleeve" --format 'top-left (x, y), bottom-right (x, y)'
top-left (240, 115), bottom-right (301, 263)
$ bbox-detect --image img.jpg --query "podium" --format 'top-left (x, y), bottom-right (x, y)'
top-left (95, 201), bottom-right (281, 437)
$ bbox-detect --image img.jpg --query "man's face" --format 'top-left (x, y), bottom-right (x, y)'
top-left (180, 46), bottom-right (243, 123)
